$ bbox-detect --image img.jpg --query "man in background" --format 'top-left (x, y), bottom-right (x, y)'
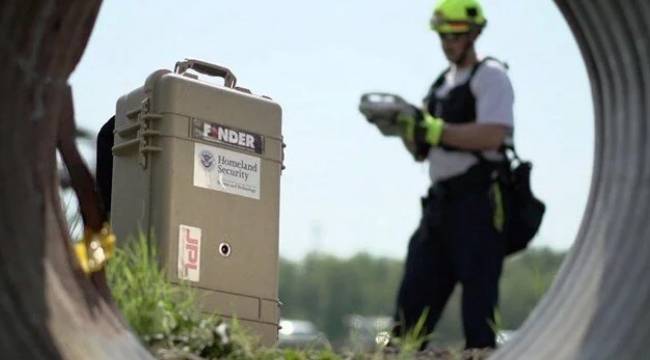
top-left (392, 0), bottom-right (514, 349)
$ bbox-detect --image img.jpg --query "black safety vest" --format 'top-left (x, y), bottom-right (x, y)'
top-left (423, 57), bottom-right (504, 153)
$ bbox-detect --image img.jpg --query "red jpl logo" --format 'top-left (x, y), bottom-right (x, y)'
top-left (184, 229), bottom-right (199, 270)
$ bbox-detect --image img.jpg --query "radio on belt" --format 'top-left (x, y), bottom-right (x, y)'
top-left (110, 59), bottom-right (284, 345)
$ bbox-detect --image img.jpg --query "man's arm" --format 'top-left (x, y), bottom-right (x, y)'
top-left (440, 123), bottom-right (509, 151)
top-left (400, 112), bottom-right (510, 155)
top-left (437, 60), bottom-right (513, 151)
top-left (400, 61), bottom-right (513, 156)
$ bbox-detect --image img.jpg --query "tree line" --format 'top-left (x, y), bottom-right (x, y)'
top-left (279, 247), bottom-right (566, 347)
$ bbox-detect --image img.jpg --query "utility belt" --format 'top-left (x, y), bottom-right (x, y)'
top-left (431, 160), bottom-right (506, 196)
top-left (419, 160), bottom-right (509, 243)
top-left (423, 150), bottom-right (546, 257)
top-left (420, 160), bottom-right (508, 235)
top-left (422, 160), bottom-right (506, 213)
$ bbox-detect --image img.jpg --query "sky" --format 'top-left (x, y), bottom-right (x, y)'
top-left (70, 0), bottom-right (593, 261)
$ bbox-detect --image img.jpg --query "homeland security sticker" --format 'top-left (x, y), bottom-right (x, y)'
top-left (193, 143), bottom-right (261, 200)
top-left (192, 118), bottom-right (264, 155)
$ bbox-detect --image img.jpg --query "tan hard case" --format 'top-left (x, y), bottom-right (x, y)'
top-left (111, 59), bottom-right (283, 345)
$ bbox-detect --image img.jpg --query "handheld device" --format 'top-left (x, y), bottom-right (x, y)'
top-left (358, 92), bottom-right (415, 136)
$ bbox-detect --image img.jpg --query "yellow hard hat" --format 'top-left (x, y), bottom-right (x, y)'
top-left (431, 0), bottom-right (487, 33)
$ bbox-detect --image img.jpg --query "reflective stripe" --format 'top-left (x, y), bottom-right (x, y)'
top-left (432, 22), bottom-right (472, 33)
top-left (490, 182), bottom-right (504, 233)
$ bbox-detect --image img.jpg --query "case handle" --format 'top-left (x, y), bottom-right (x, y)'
top-left (174, 59), bottom-right (237, 88)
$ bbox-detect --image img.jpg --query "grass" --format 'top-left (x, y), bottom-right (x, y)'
top-left (104, 233), bottom-right (493, 359)
top-left (106, 232), bottom-right (253, 359)
top-left (60, 182), bottom-right (495, 359)
top-left (105, 233), bottom-right (351, 359)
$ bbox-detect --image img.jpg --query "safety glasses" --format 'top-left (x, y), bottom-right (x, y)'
top-left (438, 32), bottom-right (470, 41)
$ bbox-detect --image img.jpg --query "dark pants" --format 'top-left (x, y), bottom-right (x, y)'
top-left (393, 167), bottom-right (507, 349)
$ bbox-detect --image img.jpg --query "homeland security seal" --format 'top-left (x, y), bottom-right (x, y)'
top-left (199, 150), bottom-right (216, 170)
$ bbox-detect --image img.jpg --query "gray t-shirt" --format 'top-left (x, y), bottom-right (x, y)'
top-left (427, 58), bottom-right (514, 183)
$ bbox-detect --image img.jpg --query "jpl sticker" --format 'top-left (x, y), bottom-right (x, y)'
top-left (178, 225), bottom-right (201, 282)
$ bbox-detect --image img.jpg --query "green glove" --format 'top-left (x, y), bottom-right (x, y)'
top-left (398, 110), bottom-right (445, 146)
top-left (421, 113), bottom-right (445, 145)
top-left (397, 113), bottom-right (416, 142)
